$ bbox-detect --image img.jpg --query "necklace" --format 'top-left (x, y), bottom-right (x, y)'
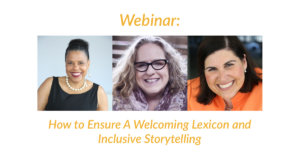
top-left (65, 76), bottom-right (87, 91)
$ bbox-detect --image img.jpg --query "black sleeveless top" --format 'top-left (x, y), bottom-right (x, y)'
top-left (46, 77), bottom-right (98, 111)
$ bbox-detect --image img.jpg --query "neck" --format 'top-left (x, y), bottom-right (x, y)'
top-left (224, 98), bottom-right (233, 111)
top-left (145, 93), bottom-right (163, 111)
top-left (66, 76), bottom-right (85, 88)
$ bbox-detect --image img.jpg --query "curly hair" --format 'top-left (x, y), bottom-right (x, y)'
top-left (113, 36), bottom-right (187, 98)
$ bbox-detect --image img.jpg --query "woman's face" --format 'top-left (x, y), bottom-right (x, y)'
top-left (204, 49), bottom-right (247, 100)
top-left (135, 43), bottom-right (169, 98)
top-left (65, 50), bottom-right (90, 83)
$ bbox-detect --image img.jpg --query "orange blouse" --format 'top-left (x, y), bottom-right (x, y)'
top-left (187, 72), bottom-right (262, 111)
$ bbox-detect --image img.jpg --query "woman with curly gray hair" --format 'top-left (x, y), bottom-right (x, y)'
top-left (113, 36), bottom-right (187, 111)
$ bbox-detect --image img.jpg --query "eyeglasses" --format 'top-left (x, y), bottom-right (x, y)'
top-left (134, 59), bottom-right (168, 72)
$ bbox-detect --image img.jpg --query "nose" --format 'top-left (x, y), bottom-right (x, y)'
top-left (218, 69), bottom-right (228, 82)
top-left (145, 65), bottom-right (155, 75)
top-left (73, 63), bottom-right (79, 70)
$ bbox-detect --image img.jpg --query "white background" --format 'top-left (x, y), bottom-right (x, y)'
top-left (1, 0), bottom-right (300, 158)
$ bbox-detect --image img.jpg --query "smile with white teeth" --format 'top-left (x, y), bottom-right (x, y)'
top-left (145, 78), bottom-right (159, 83)
top-left (218, 81), bottom-right (233, 89)
top-left (71, 72), bottom-right (81, 77)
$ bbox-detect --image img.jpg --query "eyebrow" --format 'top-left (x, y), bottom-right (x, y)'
top-left (135, 59), bottom-right (167, 63)
top-left (205, 60), bottom-right (237, 70)
top-left (224, 60), bottom-right (236, 64)
top-left (66, 60), bottom-right (86, 62)
top-left (204, 66), bottom-right (216, 70)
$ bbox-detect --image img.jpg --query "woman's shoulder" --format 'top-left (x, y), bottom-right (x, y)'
top-left (57, 76), bottom-right (66, 83)
top-left (38, 77), bottom-right (55, 110)
top-left (38, 77), bottom-right (54, 103)
top-left (46, 76), bottom-right (55, 82)
top-left (255, 67), bottom-right (262, 73)
top-left (81, 79), bottom-right (100, 91)
top-left (254, 67), bottom-right (263, 79)
top-left (96, 84), bottom-right (105, 94)
top-left (112, 90), bottom-right (136, 111)
top-left (112, 95), bottom-right (134, 111)
top-left (253, 80), bottom-right (263, 92)
top-left (41, 77), bottom-right (54, 87)
top-left (188, 76), bottom-right (200, 83)
top-left (86, 79), bottom-right (96, 85)
top-left (88, 81), bottom-right (105, 93)
top-left (188, 77), bottom-right (200, 90)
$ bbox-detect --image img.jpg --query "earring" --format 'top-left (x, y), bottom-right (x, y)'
top-left (244, 69), bottom-right (247, 73)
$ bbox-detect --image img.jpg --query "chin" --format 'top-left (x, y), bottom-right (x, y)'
top-left (220, 92), bottom-right (237, 100)
top-left (144, 89), bottom-right (164, 97)
top-left (70, 76), bottom-right (83, 82)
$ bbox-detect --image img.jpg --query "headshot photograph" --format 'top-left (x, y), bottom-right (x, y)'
top-left (37, 36), bottom-right (112, 111)
top-left (188, 36), bottom-right (262, 111)
top-left (112, 36), bottom-right (188, 111)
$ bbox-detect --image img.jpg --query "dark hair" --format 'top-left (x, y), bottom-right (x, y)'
top-left (197, 36), bottom-right (262, 104)
top-left (65, 39), bottom-right (89, 61)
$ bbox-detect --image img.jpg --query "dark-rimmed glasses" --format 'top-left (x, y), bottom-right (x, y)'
top-left (134, 59), bottom-right (168, 72)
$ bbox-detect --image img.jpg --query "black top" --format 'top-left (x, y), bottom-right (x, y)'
top-left (46, 77), bottom-right (98, 111)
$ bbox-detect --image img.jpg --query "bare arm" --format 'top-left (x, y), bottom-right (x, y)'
top-left (97, 86), bottom-right (108, 111)
top-left (37, 77), bottom-right (53, 110)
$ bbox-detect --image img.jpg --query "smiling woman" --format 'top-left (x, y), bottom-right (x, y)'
top-left (113, 36), bottom-right (187, 111)
top-left (38, 39), bottom-right (108, 111)
top-left (188, 36), bottom-right (262, 111)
